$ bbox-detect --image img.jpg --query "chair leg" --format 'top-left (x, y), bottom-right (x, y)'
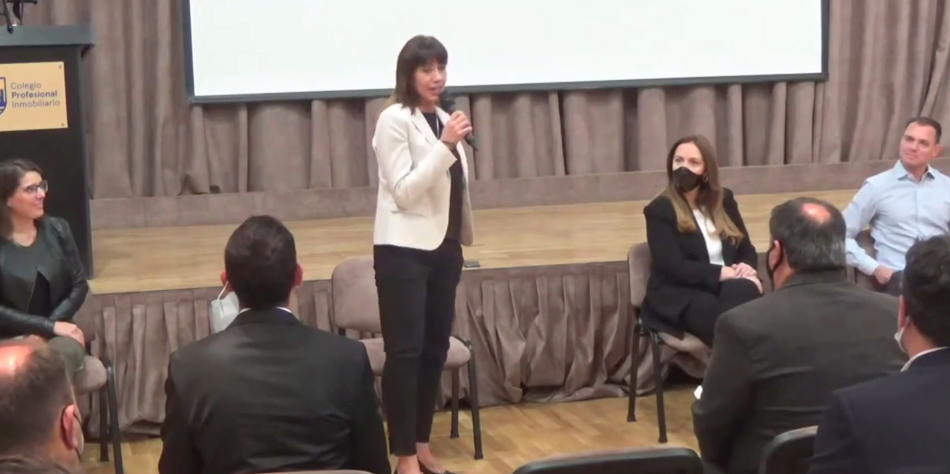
top-left (466, 357), bottom-right (483, 460)
top-left (98, 387), bottom-right (109, 462)
top-left (450, 368), bottom-right (460, 438)
top-left (105, 362), bottom-right (125, 474)
top-left (627, 319), bottom-right (641, 422)
top-left (649, 332), bottom-right (668, 443)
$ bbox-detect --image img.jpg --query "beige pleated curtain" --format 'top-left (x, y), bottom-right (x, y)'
top-left (23, 1), bottom-right (950, 200)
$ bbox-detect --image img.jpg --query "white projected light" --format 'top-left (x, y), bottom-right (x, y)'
top-left (183, 0), bottom-right (827, 102)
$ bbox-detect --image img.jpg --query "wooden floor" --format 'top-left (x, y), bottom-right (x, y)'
top-left (82, 387), bottom-right (698, 474)
top-left (89, 190), bottom-right (856, 294)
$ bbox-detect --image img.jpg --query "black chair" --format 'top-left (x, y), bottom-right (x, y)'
top-left (72, 324), bottom-right (124, 474)
top-left (513, 447), bottom-right (703, 474)
top-left (626, 243), bottom-right (705, 444)
top-left (628, 313), bottom-right (671, 443)
top-left (758, 426), bottom-right (818, 474)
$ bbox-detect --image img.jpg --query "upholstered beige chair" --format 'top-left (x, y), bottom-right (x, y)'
top-left (330, 257), bottom-right (483, 460)
top-left (73, 323), bottom-right (124, 474)
top-left (626, 243), bottom-right (712, 443)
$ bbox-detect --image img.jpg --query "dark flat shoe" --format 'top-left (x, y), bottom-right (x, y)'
top-left (420, 463), bottom-right (457, 474)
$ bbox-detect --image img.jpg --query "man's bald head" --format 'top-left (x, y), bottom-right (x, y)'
top-left (0, 339), bottom-right (46, 377)
top-left (0, 340), bottom-right (76, 460)
top-left (769, 197), bottom-right (847, 273)
top-left (799, 202), bottom-right (832, 224)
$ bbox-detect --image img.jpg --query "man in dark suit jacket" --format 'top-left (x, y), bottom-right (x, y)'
top-left (158, 216), bottom-right (390, 474)
top-left (692, 197), bottom-right (906, 474)
top-left (809, 236), bottom-right (950, 474)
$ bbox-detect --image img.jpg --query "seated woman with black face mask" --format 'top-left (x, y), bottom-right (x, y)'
top-left (641, 135), bottom-right (762, 347)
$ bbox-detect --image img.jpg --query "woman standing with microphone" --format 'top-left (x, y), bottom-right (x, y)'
top-left (372, 35), bottom-right (474, 474)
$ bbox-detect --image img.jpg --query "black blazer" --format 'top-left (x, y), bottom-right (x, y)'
top-left (808, 348), bottom-right (950, 474)
top-left (159, 308), bottom-right (390, 474)
top-left (692, 271), bottom-right (907, 474)
top-left (0, 217), bottom-right (88, 339)
top-left (642, 188), bottom-right (757, 336)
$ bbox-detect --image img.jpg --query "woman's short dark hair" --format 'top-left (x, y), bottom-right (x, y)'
top-left (0, 159), bottom-right (43, 240)
top-left (387, 35), bottom-right (448, 108)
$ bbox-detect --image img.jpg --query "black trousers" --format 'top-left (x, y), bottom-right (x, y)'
top-left (374, 239), bottom-right (463, 456)
top-left (681, 278), bottom-right (761, 347)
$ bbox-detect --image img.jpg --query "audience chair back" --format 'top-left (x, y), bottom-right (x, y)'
top-left (628, 243), bottom-right (652, 308)
top-left (512, 447), bottom-right (703, 474)
top-left (758, 426), bottom-right (818, 474)
top-left (330, 256), bottom-right (381, 334)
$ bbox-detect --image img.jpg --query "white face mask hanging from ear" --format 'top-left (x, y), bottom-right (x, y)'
top-left (894, 324), bottom-right (907, 353)
top-left (72, 408), bottom-right (84, 459)
top-left (895, 298), bottom-right (910, 354)
top-left (210, 283), bottom-right (240, 333)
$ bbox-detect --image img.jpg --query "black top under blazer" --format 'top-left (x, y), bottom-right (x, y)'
top-left (0, 217), bottom-right (88, 340)
top-left (641, 188), bottom-right (757, 337)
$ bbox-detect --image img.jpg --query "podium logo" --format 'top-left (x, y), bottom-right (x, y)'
top-left (0, 62), bottom-right (67, 132)
top-left (0, 78), bottom-right (7, 116)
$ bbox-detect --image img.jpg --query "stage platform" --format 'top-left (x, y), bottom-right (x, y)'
top-left (88, 189), bottom-right (856, 295)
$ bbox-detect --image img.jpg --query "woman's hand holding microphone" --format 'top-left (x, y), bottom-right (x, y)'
top-left (440, 111), bottom-right (472, 148)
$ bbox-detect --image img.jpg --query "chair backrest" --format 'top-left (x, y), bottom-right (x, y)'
top-left (330, 256), bottom-right (382, 334)
top-left (628, 243), bottom-right (652, 308)
top-left (513, 447), bottom-right (703, 474)
top-left (758, 426), bottom-right (818, 474)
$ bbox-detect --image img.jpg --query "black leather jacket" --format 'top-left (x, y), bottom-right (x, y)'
top-left (0, 217), bottom-right (89, 339)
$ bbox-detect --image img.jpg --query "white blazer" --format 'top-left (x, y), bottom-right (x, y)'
top-left (372, 103), bottom-right (475, 250)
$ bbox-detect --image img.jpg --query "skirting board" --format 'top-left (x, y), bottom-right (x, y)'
top-left (90, 159), bottom-right (947, 230)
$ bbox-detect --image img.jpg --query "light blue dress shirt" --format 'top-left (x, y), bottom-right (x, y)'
top-left (844, 161), bottom-right (950, 275)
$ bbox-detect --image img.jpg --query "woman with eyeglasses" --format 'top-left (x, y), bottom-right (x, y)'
top-left (0, 158), bottom-right (88, 376)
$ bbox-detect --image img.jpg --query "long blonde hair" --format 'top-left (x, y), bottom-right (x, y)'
top-left (660, 135), bottom-right (745, 244)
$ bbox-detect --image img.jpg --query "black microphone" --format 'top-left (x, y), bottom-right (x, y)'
top-left (439, 92), bottom-right (477, 151)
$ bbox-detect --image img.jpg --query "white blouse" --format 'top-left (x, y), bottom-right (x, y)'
top-left (693, 209), bottom-right (724, 265)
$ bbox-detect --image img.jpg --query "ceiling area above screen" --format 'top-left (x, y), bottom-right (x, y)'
top-left (182, 0), bottom-right (828, 103)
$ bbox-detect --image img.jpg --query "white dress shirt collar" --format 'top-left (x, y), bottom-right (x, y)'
top-left (901, 346), bottom-right (950, 372)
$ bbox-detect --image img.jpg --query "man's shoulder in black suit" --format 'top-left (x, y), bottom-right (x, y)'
top-left (169, 308), bottom-right (367, 374)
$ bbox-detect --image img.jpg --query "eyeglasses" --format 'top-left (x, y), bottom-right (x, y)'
top-left (22, 180), bottom-right (48, 196)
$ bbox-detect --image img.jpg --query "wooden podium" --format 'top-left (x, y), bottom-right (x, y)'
top-left (0, 25), bottom-right (95, 276)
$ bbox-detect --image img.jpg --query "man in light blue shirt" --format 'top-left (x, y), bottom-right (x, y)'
top-left (844, 116), bottom-right (950, 295)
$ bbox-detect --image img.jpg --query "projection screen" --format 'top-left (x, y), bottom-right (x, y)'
top-left (182, 0), bottom-right (829, 103)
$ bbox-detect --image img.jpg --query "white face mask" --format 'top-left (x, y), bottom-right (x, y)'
top-left (895, 320), bottom-right (909, 354)
top-left (210, 284), bottom-right (240, 333)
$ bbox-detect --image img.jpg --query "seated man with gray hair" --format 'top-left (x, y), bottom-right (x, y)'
top-left (0, 339), bottom-right (85, 471)
top-left (692, 197), bottom-right (906, 474)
